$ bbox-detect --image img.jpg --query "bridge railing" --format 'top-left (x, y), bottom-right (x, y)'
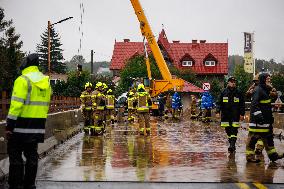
top-left (0, 91), bottom-right (81, 121)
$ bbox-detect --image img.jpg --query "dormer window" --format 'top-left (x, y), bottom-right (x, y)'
top-left (182, 60), bottom-right (193, 67)
top-left (204, 53), bottom-right (217, 67)
top-left (180, 53), bottom-right (195, 67)
top-left (205, 60), bottom-right (216, 66)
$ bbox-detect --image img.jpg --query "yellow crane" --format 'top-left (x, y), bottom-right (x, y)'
top-left (130, 0), bottom-right (184, 97)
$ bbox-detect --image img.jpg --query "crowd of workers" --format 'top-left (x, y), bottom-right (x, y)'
top-left (80, 72), bottom-right (284, 163)
top-left (4, 53), bottom-right (283, 189)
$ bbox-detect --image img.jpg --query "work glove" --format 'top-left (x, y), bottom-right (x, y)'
top-left (6, 118), bottom-right (16, 140)
top-left (6, 118), bottom-right (16, 132)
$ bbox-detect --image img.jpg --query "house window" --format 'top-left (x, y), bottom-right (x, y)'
top-left (182, 60), bottom-right (193, 67)
top-left (205, 60), bottom-right (216, 66)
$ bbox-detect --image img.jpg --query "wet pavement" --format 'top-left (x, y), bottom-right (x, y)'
top-left (35, 118), bottom-right (284, 186)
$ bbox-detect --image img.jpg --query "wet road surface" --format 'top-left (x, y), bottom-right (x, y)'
top-left (35, 118), bottom-right (284, 188)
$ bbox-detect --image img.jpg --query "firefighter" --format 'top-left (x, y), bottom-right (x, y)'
top-left (216, 76), bottom-right (245, 153)
top-left (190, 95), bottom-right (199, 119)
top-left (201, 91), bottom-right (214, 122)
top-left (91, 82), bottom-right (106, 135)
top-left (172, 92), bottom-right (182, 119)
top-left (127, 91), bottom-right (136, 123)
top-left (105, 88), bottom-right (115, 125)
top-left (246, 73), bottom-right (284, 162)
top-left (134, 84), bottom-right (152, 135)
top-left (80, 82), bottom-right (94, 134)
top-left (157, 93), bottom-right (166, 119)
top-left (246, 74), bottom-right (278, 155)
top-left (6, 54), bottom-right (51, 189)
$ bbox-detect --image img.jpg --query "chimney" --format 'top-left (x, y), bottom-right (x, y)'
top-left (123, 39), bottom-right (130, 42)
top-left (200, 40), bottom-right (206, 43)
top-left (172, 40), bottom-right (180, 43)
top-left (192, 39), bottom-right (198, 43)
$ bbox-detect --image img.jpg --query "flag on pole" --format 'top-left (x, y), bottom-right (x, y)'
top-left (244, 32), bottom-right (254, 73)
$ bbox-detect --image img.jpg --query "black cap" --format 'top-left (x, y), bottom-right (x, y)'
top-left (228, 76), bottom-right (237, 82)
top-left (20, 53), bottom-right (39, 70)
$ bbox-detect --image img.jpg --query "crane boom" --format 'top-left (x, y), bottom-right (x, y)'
top-left (130, 0), bottom-right (172, 81)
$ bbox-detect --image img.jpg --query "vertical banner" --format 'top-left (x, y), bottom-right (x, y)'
top-left (244, 32), bottom-right (254, 73)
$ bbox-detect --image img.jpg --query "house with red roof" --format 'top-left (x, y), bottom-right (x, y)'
top-left (110, 29), bottom-right (228, 82)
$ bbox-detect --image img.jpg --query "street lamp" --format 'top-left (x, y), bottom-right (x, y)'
top-left (48, 17), bottom-right (73, 76)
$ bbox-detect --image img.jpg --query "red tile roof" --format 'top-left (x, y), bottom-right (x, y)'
top-left (110, 29), bottom-right (228, 75)
top-left (182, 80), bottom-right (204, 93)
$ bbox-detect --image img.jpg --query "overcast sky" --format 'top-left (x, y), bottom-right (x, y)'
top-left (1, 0), bottom-right (284, 63)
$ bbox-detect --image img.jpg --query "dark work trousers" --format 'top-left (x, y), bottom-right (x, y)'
top-left (225, 126), bottom-right (239, 139)
top-left (7, 138), bottom-right (38, 189)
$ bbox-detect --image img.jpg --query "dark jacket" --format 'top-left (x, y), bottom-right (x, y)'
top-left (249, 73), bottom-right (274, 132)
top-left (216, 87), bottom-right (245, 124)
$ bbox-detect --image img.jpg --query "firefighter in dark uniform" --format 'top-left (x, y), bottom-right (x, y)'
top-left (216, 76), bottom-right (245, 153)
top-left (134, 84), bottom-right (152, 135)
top-left (246, 73), bottom-right (284, 162)
top-left (105, 89), bottom-right (115, 125)
top-left (80, 82), bottom-right (93, 134)
top-left (6, 54), bottom-right (51, 189)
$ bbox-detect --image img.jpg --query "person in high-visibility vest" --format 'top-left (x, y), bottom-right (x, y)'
top-left (245, 73), bottom-right (284, 162)
top-left (127, 91), bottom-right (136, 123)
top-left (91, 82), bottom-right (106, 135)
top-left (134, 84), bottom-right (152, 135)
top-left (216, 76), bottom-right (245, 153)
top-left (80, 82), bottom-right (94, 134)
top-left (6, 54), bottom-right (51, 189)
top-left (105, 89), bottom-right (115, 125)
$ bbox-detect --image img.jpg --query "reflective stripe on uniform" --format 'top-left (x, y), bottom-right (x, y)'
top-left (232, 122), bottom-right (240, 127)
top-left (7, 114), bottom-right (17, 120)
top-left (230, 135), bottom-right (237, 138)
top-left (260, 99), bottom-right (271, 103)
top-left (234, 97), bottom-right (239, 102)
top-left (97, 106), bottom-right (104, 110)
top-left (249, 123), bottom-right (270, 128)
top-left (11, 96), bottom-right (25, 103)
top-left (248, 128), bottom-right (270, 132)
top-left (268, 148), bottom-right (276, 155)
top-left (246, 150), bottom-right (255, 155)
top-left (21, 75), bottom-right (32, 105)
top-left (223, 97), bottom-right (228, 103)
top-left (221, 122), bottom-right (230, 127)
top-left (253, 111), bottom-right (262, 116)
top-left (13, 128), bottom-right (45, 134)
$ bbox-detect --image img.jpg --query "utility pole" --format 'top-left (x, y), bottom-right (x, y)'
top-left (48, 21), bottom-right (51, 77)
top-left (91, 50), bottom-right (94, 78)
top-left (47, 17), bottom-right (73, 76)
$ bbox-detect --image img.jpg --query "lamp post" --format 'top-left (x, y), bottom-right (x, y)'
top-left (48, 17), bottom-right (73, 76)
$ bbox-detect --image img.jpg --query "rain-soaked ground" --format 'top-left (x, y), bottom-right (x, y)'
top-left (35, 117), bottom-right (284, 185)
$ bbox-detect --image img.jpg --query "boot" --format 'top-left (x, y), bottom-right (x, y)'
top-left (228, 138), bottom-right (236, 153)
top-left (269, 153), bottom-right (284, 162)
top-left (246, 154), bottom-right (261, 163)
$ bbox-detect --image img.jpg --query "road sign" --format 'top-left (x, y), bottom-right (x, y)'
top-left (203, 82), bottom-right (211, 91)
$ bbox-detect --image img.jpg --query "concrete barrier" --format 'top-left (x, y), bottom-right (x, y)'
top-left (0, 109), bottom-right (83, 180)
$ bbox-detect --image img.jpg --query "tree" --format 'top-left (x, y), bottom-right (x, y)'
top-left (118, 54), bottom-right (161, 95)
top-left (233, 64), bottom-right (253, 99)
top-left (36, 25), bottom-right (65, 74)
top-left (271, 73), bottom-right (284, 94)
top-left (52, 70), bottom-right (90, 97)
top-left (0, 7), bottom-right (24, 92)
